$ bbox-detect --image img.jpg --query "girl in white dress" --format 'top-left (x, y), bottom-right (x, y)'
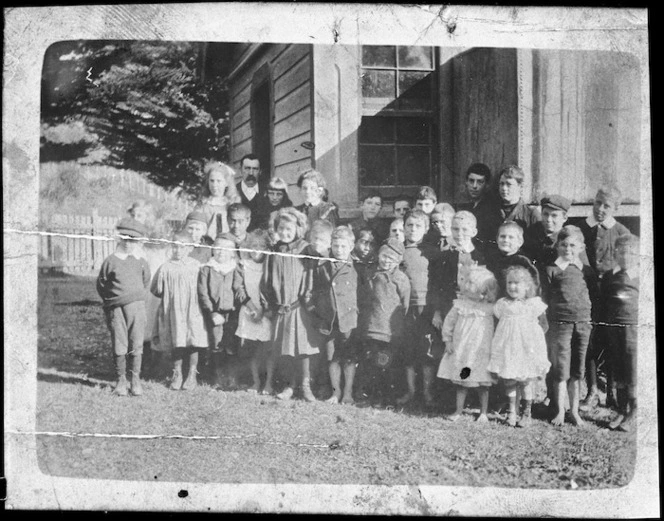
top-left (437, 264), bottom-right (498, 422)
top-left (488, 265), bottom-right (550, 427)
top-left (233, 229), bottom-right (275, 394)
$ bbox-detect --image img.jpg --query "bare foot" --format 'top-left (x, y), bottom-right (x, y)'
top-left (276, 387), bottom-right (293, 400)
top-left (506, 412), bottom-right (517, 427)
top-left (608, 414), bottom-right (625, 430)
top-left (617, 412), bottom-right (635, 432)
top-left (568, 411), bottom-right (585, 427)
top-left (396, 392), bottom-right (414, 405)
top-left (550, 412), bottom-right (565, 426)
top-left (476, 413), bottom-right (489, 423)
top-left (517, 415), bottom-right (532, 428)
top-left (261, 385), bottom-right (273, 396)
top-left (446, 412), bottom-right (461, 422)
top-left (325, 395), bottom-right (340, 404)
top-left (341, 395), bottom-right (355, 405)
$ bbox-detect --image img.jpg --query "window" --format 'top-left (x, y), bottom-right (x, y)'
top-left (359, 46), bottom-right (436, 192)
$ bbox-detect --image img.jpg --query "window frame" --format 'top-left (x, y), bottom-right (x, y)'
top-left (358, 45), bottom-right (438, 199)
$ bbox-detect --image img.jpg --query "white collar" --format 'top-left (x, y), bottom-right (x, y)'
top-left (586, 215), bottom-right (616, 229)
top-left (554, 256), bottom-right (584, 271)
top-left (241, 180), bottom-right (259, 199)
top-left (454, 241), bottom-right (475, 254)
top-left (613, 265), bottom-right (638, 279)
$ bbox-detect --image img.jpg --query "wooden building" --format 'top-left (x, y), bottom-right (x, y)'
top-left (226, 44), bottom-right (642, 221)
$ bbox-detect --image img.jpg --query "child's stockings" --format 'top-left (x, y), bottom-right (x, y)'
top-left (114, 355), bottom-right (128, 396)
top-left (129, 350), bottom-right (143, 396)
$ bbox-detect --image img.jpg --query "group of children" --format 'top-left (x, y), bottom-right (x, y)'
top-left (96, 163), bottom-right (639, 433)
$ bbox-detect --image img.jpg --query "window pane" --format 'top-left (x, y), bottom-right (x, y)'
top-left (396, 146), bottom-right (430, 186)
top-left (362, 70), bottom-right (396, 100)
top-left (362, 45), bottom-right (396, 67)
top-left (398, 71), bottom-right (432, 110)
top-left (360, 117), bottom-right (395, 144)
top-left (396, 118), bottom-right (430, 144)
top-left (360, 145), bottom-right (397, 186)
top-left (398, 46), bottom-right (433, 69)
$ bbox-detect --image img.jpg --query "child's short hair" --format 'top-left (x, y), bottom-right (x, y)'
top-left (245, 228), bottom-right (270, 251)
top-left (360, 189), bottom-right (383, 204)
top-left (331, 225), bottom-right (356, 246)
top-left (556, 225), bottom-right (585, 246)
top-left (460, 265), bottom-right (499, 303)
top-left (415, 185), bottom-right (437, 203)
top-left (431, 202), bottom-right (455, 219)
top-left (466, 163), bottom-right (492, 183)
top-left (356, 226), bottom-right (376, 242)
top-left (497, 220), bottom-right (524, 240)
top-left (214, 235), bottom-right (236, 247)
top-left (595, 186), bottom-right (623, 208)
top-left (405, 208), bottom-right (431, 230)
top-left (309, 218), bottom-right (335, 237)
top-left (615, 233), bottom-right (639, 252)
top-left (503, 265), bottom-right (538, 298)
top-left (297, 169), bottom-right (327, 190)
top-left (270, 206), bottom-right (308, 239)
top-left (452, 210), bottom-right (477, 228)
top-left (227, 202), bottom-right (251, 219)
top-left (394, 193), bottom-right (413, 207)
top-left (267, 177), bottom-right (293, 204)
top-left (200, 161), bottom-right (240, 200)
top-left (173, 230), bottom-right (193, 243)
top-left (498, 165), bottom-right (525, 185)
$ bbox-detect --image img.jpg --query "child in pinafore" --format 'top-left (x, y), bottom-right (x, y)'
top-left (437, 265), bottom-right (498, 422)
top-left (97, 217), bottom-right (151, 396)
top-left (151, 230), bottom-right (208, 391)
top-left (233, 229), bottom-right (275, 394)
top-left (260, 207), bottom-right (320, 401)
top-left (488, 265), bottom-right (550, 427)
top-left (197, 234), bottom-right (238, 389)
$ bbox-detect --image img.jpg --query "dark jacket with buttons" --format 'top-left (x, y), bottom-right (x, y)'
top-left (309, 258), bottom-right (358, 335)
top-left (197, 264), bottom-right (236, 316)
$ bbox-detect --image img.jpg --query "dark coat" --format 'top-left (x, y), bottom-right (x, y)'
top-left (197, 264), bottom-right (236, 316)
top-left (309, 259), bottom-right (358, 335)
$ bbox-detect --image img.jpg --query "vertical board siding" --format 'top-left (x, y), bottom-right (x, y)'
top-left (532, 50), bottom-right (641, 203)
top-left (451, 48), bottom-right (519, 202)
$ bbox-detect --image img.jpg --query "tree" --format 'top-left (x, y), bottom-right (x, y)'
top-left (41, 40), bottom-right (232, 196)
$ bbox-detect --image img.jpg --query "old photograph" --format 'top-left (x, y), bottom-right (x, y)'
top-left (4, 3), bottom-right (656, 516)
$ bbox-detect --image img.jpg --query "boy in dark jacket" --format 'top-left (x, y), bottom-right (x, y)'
top-left (356, 238), bottom-right (411, 406)
top-left (97, 217), bottom-right (151, 396)
top-left (399, 209), bottom-right (444, 407)
top-left (309, 226), bottom-right (359, 404)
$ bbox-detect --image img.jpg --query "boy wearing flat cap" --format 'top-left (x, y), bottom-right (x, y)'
top-left (97, 217), bottom-right (152, 396)
top-left (525, 195), bottom-right (588, 272)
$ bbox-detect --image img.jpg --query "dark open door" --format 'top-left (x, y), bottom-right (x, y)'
top-left (251, 78), bottom-right (272, 189)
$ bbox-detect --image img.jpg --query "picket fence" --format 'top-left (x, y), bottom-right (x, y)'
top-left (39, 210), bottom-right (183, 275)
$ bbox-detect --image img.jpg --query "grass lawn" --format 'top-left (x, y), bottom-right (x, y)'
top-left (36, 275), bottom-right (636, 489)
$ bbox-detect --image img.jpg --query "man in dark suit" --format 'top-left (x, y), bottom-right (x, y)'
top-left (236, 153), bottom-right (271, 231)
